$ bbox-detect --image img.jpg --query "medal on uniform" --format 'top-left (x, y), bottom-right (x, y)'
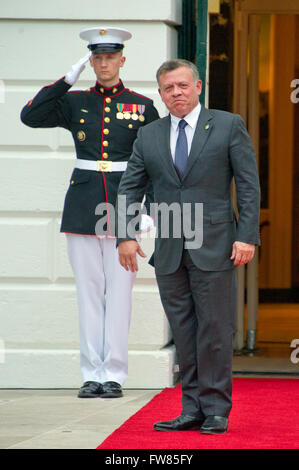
top-left (138, 104), bottom-right (145, 122)
top-left (77, 130), bottom-right (86, 141)
top-left (131, 104), bottom-right (138, 120)
top-left (116, 103), bottom-right (146, 121)
top-left (116, 103), bottom-right (127, 119)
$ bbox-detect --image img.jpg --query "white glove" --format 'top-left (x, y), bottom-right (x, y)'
top-left (140, 214), bottom-right (155, 233)
top-left (64, 51), bottom-right (92, 86)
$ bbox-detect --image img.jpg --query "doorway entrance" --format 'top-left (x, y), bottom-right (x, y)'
top-left (232, 0), bottom-right (299, 370)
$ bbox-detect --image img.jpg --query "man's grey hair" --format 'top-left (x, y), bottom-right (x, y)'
top-left (156, 59), bottom-right (200, 86)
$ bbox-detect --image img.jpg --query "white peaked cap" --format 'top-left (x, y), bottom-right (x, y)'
top-left (79, 27), bottom-right (132, 53)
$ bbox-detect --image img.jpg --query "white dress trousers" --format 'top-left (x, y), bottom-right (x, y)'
top-left (66, 234), bottom-right (136, 385)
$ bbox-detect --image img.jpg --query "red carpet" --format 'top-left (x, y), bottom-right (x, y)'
top-left (97, 378), bottom-right (299, 449)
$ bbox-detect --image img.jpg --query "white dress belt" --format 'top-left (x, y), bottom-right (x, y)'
top-left (75, 159), bottom-right (128, 172)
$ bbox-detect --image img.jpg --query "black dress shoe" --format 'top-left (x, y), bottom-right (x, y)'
top-left (100, 381), bottom-right (123, 398)
top-left (153, 414), bottom-right (204, 431)
top-left (200, 416), bottom-right (228, 434)
top-left (77, 381), bottom-right (103, 398)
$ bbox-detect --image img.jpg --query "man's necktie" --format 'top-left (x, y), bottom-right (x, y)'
top-left (174, 119), bottom-right (188, 179)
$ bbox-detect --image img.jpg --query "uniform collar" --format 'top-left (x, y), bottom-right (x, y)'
top-left (94, 79), bottom-right (125, 97)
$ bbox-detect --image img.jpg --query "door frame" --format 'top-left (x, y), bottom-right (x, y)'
top-left (233, 0), bottom-right (298, 350)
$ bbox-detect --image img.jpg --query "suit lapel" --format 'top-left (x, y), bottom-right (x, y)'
top-left (182, 107), bottom-right (214, 181)
top-left (156, 115), bottom-right (181, 183)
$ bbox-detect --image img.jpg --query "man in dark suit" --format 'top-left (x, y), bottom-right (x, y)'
top-left (21, 27), bottom-right (158, 400)
top-left (116, 59), bottom-right (260, 434)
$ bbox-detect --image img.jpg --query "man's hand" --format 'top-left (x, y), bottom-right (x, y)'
top-left (118, 240), bottom-right (146, 272)
top-left (230, 241), bottom-right (255, 266)
top-left (64, 52), bottom-right (92, 86)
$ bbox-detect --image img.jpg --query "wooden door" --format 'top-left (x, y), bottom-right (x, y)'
top-left (235, 1), bottom-right (298, 289)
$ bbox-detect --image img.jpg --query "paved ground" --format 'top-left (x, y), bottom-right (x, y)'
top-left (0, 388), bottom-right (158, 449)
top-left (1, 349), bottom-right (298, 450)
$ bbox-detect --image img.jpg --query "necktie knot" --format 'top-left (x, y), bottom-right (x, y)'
top-left (178, 119), bottom-right (187, 130)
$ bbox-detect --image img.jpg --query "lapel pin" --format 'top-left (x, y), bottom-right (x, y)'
top-left (205, 124), bottom-right (210, 130)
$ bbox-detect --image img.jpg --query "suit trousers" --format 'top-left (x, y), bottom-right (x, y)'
top-left (66, 234), bottom-right (136, 385)
top-left (156, 249), bottom-right (237, 418)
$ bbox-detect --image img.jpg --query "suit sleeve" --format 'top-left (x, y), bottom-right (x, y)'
top-left (229, 114), bottom-right (261, 245)
top-left (143, 101), bottom-right (159, 212)
top-left (116, 127), bottom-right (150, 243)
top-left (20, 77), bottom-right (72, 130)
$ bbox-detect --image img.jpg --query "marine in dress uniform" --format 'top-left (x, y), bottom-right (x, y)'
top-left (21, 27), bottom-right (159, 398)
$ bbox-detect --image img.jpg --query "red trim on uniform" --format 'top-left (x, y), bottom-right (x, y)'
top-left (102, 173), bottom-right (112, 236)
top-left (48, 76), bottom-right (68, 87)
top-left (109, 89), bottom-right (125, 98)
top-left (27, 77), bottom-right (69, 105)
top-left (100, 98), bottom-right (112, 236)
top-left (96, 80), bottom-right (122, 90)
top-left (92, 87), bottom-right (125, 98)
top-left (100, 100), bottom-right (106, 160)
top-left (63, 231), bottom-right (97, 237)
top-left (125, 89), bottom-right (152, 100)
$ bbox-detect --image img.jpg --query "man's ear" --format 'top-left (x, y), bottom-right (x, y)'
top-left (196, 80), bottom-right (202, 96)
top-left (120, 56), bottom-right (126, 68)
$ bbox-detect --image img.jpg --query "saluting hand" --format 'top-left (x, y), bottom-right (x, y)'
top-left (230, 241), bottom-right (255, 266)
top-left (118, 240), bottom-right (146, 272)
top-left (64, 51), bottom-right (92, 86)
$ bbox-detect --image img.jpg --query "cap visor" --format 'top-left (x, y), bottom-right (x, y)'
top-left (89, 44), bottom-right (124, 53)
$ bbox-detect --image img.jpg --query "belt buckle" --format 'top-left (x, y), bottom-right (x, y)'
top-left (97, 160), bottom-right (112, 172)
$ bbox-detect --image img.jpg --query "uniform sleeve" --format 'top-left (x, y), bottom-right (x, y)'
top-left (20, 77), bottom-right (72, 130)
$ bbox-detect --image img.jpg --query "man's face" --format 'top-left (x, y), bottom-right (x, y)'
top-left (89, 51), bottom-right (126, 86)
top-left (158, 66), bottom-right (202, 118)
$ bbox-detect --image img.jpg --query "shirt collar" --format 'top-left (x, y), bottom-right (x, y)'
top-left (170, 102), bottom-right (202, 131)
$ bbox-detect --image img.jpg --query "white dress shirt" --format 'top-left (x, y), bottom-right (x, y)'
top-left (170, 102), bottom-right (202, 160)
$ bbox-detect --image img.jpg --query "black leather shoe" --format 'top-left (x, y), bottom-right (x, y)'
top-left (77, 381), bottom-right (103, 398)
top-left (153, 414), bottom-right (204, 431)
top-left (200, 416), bottom-right (228, 434)
top-left (100, 381), bottom-right (123, 398)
